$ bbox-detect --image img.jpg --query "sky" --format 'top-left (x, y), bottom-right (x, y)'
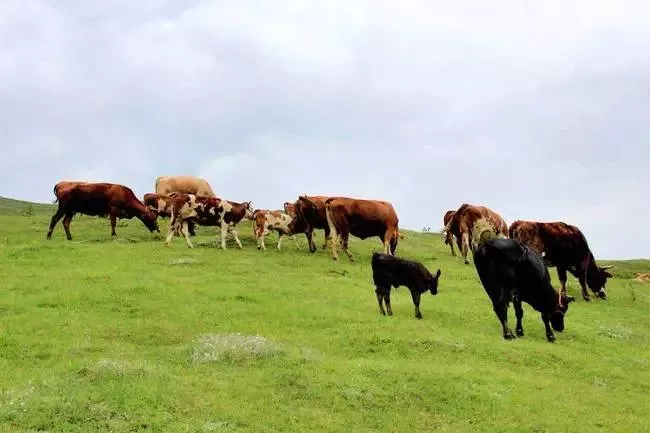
top-left (1, 1), bottom-right (648, 259)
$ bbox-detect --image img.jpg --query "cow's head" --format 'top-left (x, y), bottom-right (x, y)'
top-left (142, 209), bottom-right (160, 233)
top-left (550, 294), bottom-right (575, 332)
top-left (426, 269), bottom-right (442, 295)
top-left (287, 196), bottom-right (313, 234)
top-left (587, 262), bottom-right (614, 299)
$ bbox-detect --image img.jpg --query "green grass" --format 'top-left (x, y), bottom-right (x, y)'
top-left (0, 196), bottom-right (649, 432)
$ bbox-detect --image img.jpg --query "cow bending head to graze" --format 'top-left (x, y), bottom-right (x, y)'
top-left (286, 195), bottom-right (332, 253)
top-left (252, 209), bottom-right (297, 251)
top-left (509, 220), bottom-right (614, 301)
top-left (325, 196), bottom-right (399, 261)
top-left (472, 218), bottom-right (575, 342)
top-left (47, 182), bottom-right (159, 240)
top-left (371, 252), bottom-right (441, 319)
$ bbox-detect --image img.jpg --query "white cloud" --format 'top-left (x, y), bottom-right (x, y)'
top-left (0, 0), bottom-right (649, 258)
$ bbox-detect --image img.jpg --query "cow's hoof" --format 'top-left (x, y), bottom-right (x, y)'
top-left (464, 261), bottom-right (469, 265)
top-left (516, 328), bottom-right (524, 337)
top-left (597, 291), bottom-right (607, 300)
top-left (582, 295), bottom-right (591, 302)
top-left (503, 332), bottom-right (515, 340)
top-left (546, 334), bottom-right (556, 343)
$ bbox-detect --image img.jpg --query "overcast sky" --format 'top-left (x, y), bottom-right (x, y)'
top-left (1, 1), bottom-right (648, 259)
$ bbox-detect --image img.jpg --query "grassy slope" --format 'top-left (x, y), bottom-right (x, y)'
top-left (0, 197), bottom-right (649, 432)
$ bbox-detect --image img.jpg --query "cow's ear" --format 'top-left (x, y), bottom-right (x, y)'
top-left (435, 269), bottom-right (441, 278)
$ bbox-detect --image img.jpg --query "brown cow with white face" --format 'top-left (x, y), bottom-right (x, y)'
top-left (509, 220), bottom-right (614, 301)
top-left (443, 203), bottom-right (508, 264)
top-left (164, 194), bottom-right (253, 249)
top-left (286, 195), bottom-right (333, 253)
top-left (155, 175), bottom-right (216, 197)
top-left (324, 196), bottom-right (400, 261)
top-left (252, 209), bottom-right (297, 250)
top-left (47, 181), bottom-right (159, 239)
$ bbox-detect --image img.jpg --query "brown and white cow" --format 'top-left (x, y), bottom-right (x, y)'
top-left (443, 203), bottom-right (508, 264)
top-left (143, 192), bottom-right (197, 236)
top-left (442, 210), bottom-right (458, 256)
top-left (324, 196), bottom-right (400, 261)
top-left (47, 182), bottom-right (159, 240)
top-left (252, 209), bottom-right (297, 250)
top-left (155, 175), bottom-right (216, 197)
top-left (286, 195), bottom-right (333, 253)
top-left (164, 194), bottom-right (253, 249)
top-left (509, 220), bottom-right (614, 301)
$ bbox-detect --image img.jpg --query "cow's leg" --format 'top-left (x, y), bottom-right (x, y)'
top-left (383, 288), bottom-right (393, 316)
top-left (188, 220), bottom-right (197, 237)
top-left (577, 276), bottom-right (591, 301)
top-left (62, 213), bottom-right (73, 240)
top-left (541, 312), bottom-right (556, 342)
top-left (389, 233), bottom-right (398, 256)
top-left (446, 232), bottom-right (456, 256)
top-left (375, 286), bottom-right (387, 316)
top-left (46, 208), bottom-right (65, 239)
top-left (276, 232), bottom-right (283, 250)
top-left (228, 225), bottom-right (243, 248)
top-left (181, 221), bottom-right (194, 248)
top-left (340, 231), bottom-right (354, 261)
top-left (164, 221), bottom-right (177, 246)
top-left (219, 224), bottom-right (228, 249)
top-left (109, 211), bottom-right (117, 237)
top-left (410, 290), bottom-right (423, 319)
top-left (492, 299), bottom-right (515, 340)
top-left (322, 228), bottom-right (330, 250)
top-left (305, 228), bottom-right (316, 253)
top-left (461, 231), bottom-right (470, 264)
top-left (328, 223), bottom-right (340, 260)
top-left (513, 298), bottom-right (524, 336)
top-left (557, 268), bottom-right (570, 296)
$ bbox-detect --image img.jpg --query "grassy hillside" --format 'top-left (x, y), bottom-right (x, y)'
top-left (0, 198), bottom-right (649, 432)
top-left (0, 196), bottom-right (55, 216)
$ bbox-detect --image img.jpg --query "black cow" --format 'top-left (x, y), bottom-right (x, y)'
top-left (371, 252), bottom-right (441, 319)
top-left (473, 237), bottom-right (576, 342)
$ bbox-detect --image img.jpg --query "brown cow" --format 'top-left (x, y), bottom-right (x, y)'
top-left (47, 182), bottom-right (159, 240)
top-left (155, 175), bottom-right (216, 197)
top-left (442, 210), bottom-right (458, 256)
top-left (509, 220), bottom-right (614, 301)
top-left (143, 192), bottom-right (196, 236)
top-left (324, 196), bottom-right (400, 261)
top-left (443, 203), bottom-right (508, 264)
top-left (252, 209), bottom-right (297, 250)
top-left (283, 202), bottom-right (296, 218)
top-left (164, 194), bottom-right (253, 249)
top-left (286, 195), bottom-right (333, 253)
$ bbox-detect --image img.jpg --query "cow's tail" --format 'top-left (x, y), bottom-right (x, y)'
top-left (470, 217), bottom-right (504, 252)
top-left (52, 184), bottom-right (59, 203)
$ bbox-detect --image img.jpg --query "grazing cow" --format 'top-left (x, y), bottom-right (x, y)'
top-left (164, 194), bottom-right (253, 249)
top-left (471, 218), bottom-right (575, 342)
top-left (442, 210), bottom-right (459, 256)
top-left (252, 209), bottom-right (297, 250)
top-left (155, 175), bottom-right (216, 197)
top-left (47, 182), bottom-right (159, 240)
top-left (324, 196), bottom-right (400, 261)
top-left (286, 195), bottom-right (333, 253)
top-left (509, 220), bottom-right (614, 301)
top-left (371, 252), bottom-right (441, 319)
top-left (143, 192), bottom-right (196, 236)
top-left (443, 203), bottom-right (508, 264)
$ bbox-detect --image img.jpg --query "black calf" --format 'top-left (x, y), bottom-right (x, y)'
top-left (371, 252), bottom-right (441, 319)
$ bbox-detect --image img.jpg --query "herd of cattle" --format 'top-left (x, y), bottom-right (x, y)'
top-left (44, 175), bottom-right (615, 343)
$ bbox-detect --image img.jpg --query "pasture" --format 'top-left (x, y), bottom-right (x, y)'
top-left (0, 196), bottom-right (649, 432)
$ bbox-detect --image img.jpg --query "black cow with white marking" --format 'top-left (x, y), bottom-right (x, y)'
top-left (371, 252), bottom-right (441, 319)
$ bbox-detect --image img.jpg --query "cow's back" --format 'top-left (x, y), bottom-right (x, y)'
top-left (155, 175), bottom-right (215, 197)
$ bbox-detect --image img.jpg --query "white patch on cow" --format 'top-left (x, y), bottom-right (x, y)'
top-left (209, 207), bottom-right (216, 215)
